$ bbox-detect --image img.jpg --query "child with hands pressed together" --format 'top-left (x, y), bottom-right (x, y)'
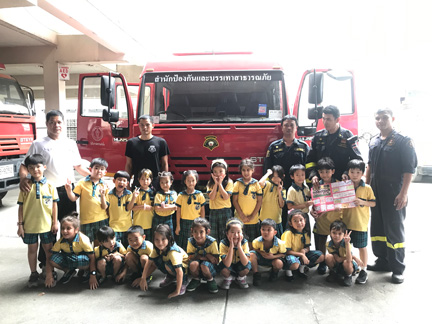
top-left (186, 218), bottom-right (220, 294)
top-left (50, 212), bottom-right (98, 289)
top-left (130, 169), bottom-right (154, 241)
top-left (207, 159), bottom-right (234, 242)
top-left (153, 171), bottom-right (177, 233)
top-left (94, 226), bottom-right (127, 284)
top-left (259, 166), bottom-right (286, 237)
top-left (124, 225), bottom-right (153, 288)
top-left (175, 170), bottom-right (206, 250)
top-left (219, 219), bottom-right (252, 290)
top-left (140, 224), bottom-right (189, 298)
top-left (325, 220), bottom-right (362, 287)
top-left (18, 154), bottom-right (59, 288)
top-left (232, 158), bottom-right (263, 246)
top-left (343, 159), bottom-right (376, 284)
top-left (106, 171), bottom-right (134, 248)
top-left (250, 218), bottom-right (288, 286)
top-left (282, 210), bottom-right (324, 281)
top-left (65, 157), bottom-right (109, 243)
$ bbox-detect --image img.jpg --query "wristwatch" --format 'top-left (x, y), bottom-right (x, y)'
top-left (90, 271), bottom-right (97, 276)
top-left (17, 222), bottom-right (24, 226)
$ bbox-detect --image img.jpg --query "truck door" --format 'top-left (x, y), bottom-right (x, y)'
top-left (77, 73), bottom-right (134, 176)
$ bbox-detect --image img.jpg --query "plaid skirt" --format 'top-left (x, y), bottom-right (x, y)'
top-left (209, 208), bottom-right (232, 242)
top-left (243, 223), bottom-right (261, 242)
top-left (152, 213), bottom-right (173, 234)
top-left (177, 219), bottom-right (194, 251)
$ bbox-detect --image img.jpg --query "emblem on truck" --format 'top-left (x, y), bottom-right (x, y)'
top-left (203, 136), bottom-right (219, 151)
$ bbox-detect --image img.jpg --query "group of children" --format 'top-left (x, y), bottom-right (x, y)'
top-left (17, 153), bottom-right (375, 297)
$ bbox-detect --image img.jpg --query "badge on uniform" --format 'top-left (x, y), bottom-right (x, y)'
top-left (387, 139), bottom-right (395, 146)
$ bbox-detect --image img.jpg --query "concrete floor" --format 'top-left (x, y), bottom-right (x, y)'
top-left (1, 181), bottom-right (430, 324)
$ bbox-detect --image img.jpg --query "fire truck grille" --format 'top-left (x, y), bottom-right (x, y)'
top-left (0, 137), bottom-right (20, 152)
top-left (170, 156), bottom-right (242, 175)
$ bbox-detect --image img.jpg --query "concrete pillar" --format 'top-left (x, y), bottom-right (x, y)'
top-left (42, 49), bottom-right (66, 114)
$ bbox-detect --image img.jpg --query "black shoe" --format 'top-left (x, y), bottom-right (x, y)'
top-left (343, 274), bottom-right (353, 287)
top-left (59, 269), bottom-right (77, 284)
top-left (367, 259), bottom-right (391, 272)
top-left (268, 271), bottom-right (279, 282)
top-left (318, 263), bottom-right (327, 275)
top-left (253, 272), bottom-right (261, 286)
top-left (298, 271), bottom-right (308, 279)
top-left (355, 270), bottom-right (368, 284)
top-left (326, 270), bottom-right (337, 283)
top-left (391, 273), bottom-right (404, 284)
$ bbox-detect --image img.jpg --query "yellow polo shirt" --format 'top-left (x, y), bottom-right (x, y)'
top-left (286, 182), bottom-right (311, 214)
top-left (252, 236), bottom-right (287, 254)
top-left (149, 243), bottom-right (188, 269)
top-left (17, 177), bottom-right (59, 233)
top-left (51, 232), bottom-right (94, 254)
top-left (219, 238), bottom-right (250, 265)
top-left (94, 241), bottom-right (127, 259)
top-left (327, 239), bottom-right (349, 258)
top-left (132, 189), bottom-right (154, 230)
top-left (127, 240), bottom-right (153, 256)
top-left (282, 230), bottom-right (311, 252)
top-left (207, 180), bottom-right (234, 210)
top-left (342, 182), bottom-right (375, 231)
top-left (232, 178), bottom-right (262, 225)
top-left (175, 190), bottom-right (206, 220)
top-left (73, 176), bottom-right (108, 225)
top-left (259, 180), bottom-right (286, 224)
top-left (187, 236), bottom-right (219, 256)
top-left (154, 190), bottom-right (177, 217)
top-left (107, 189), bottom-right (133, 232)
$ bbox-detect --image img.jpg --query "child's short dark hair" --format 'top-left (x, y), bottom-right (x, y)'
top-left (330, 220), bottom-right (347, 233)
top-left (289, 164), bottom-right (306, 176)
top-left (138, 168), bottom-right (153, 181)
top-left (114, 170), bottom-right (130, 181)
top-left (347, 159), bottom-right (365, 173)
top-left (239, 158), bottom-right (254, 172)
top-left (317, 157), bottom-right (335, 170)
top-left (270, 165), bottom-right (284, 180)
top-left (154, 224), bottom-right (174, 248)
top-left (191, 217), bottom-right (211, 232)
top-left (24, 154), bottom-right (45, 167)
top-left (61, 211), bottom-right (80, 229)
top-left (286, 209), bottom-right (310, 235)
top-left (127, 225), bottom-right (145, 236)
top-left (90, 157), bottom-right (108, 168)
top-left (97, 226), bottom-right (115, 242)
top-left (261, 218), bottom-right (277, 230)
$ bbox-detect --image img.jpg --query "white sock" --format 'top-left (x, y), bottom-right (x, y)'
top-left (299, 265), bottom-right (306, 273)
top-left (286, 270), bottom-right (293, 277)
top-left (237, 275), bottom-right (246, 280)
top-left (225, 275), bottom-right (233, 281)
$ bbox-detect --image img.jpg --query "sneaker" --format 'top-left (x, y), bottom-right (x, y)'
top-left (318, 262), bottom-right (327, 275)
top-left (28, 271), bottom-right (39, 288)
top-left (206, 279), bottom-right (219, 294)
top-left (326, 270), bottom-right (338, 283)
top-left (298, 271), bottom-right (308, 279)
top-left (269, 271), bottom-right (279, 282)
top-left (146, 275), bottom-right (153, 284)
top-left (285, 270), bottom-right (294, 282)
top-left (81, 270), bottom-right (90, 283)
top-left (391, 273), bottom-right (404, 284)
top-left (221, 277), bottom-right (233, 290)
top-left (98, 276), bottom-right (107, 285)
top-left (159, 275), bottom-right (176, 288)
top-left (179, 281), bottom-right (188, 296)
top-left (59, 269), bottom-right (77, 284)
top-left (355, 270), bottom-right (368, 284)
top-left (39, 266), bottom-right (46, 280)
top-left (236, 276), bottom-right (249, 289)
top-left (186, 279), bottom-right (201, 292)
top-left (253, 272), bottom-right (261, 286)
top-left (343, 274), bottom-right (353, 287)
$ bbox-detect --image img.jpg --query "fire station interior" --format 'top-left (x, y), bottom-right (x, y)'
top-left (0, 0), bottom-right (143, 138)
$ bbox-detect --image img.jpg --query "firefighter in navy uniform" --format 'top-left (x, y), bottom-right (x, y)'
top-left (264, 115), bottom-right (309, 190)
top-left (366, 108), bottom-right (417, 284)
top-left (305, 105), bottom-right (362, 185)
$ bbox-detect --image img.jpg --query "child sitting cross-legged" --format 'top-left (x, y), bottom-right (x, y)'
top-left (250, 218), bottom-right (288, 286)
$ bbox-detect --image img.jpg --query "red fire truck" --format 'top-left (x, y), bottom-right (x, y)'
top-left (0, 71), bottom-right (36, 201)
top-left (76, 53), bottom-right (357, 187)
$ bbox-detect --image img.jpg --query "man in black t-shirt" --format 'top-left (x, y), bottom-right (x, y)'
top-left (125, 115), bottom-right (169, 188)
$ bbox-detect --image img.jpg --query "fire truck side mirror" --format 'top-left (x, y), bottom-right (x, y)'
top-left (101, 75), bottom-right (115, 108)
top-left (308, 72), bottom-right (323, 105)
top-left (297, 126), bottom-right (317, 136)
top-left (308, 106), bottom-right (323, 120)
top-left (102, 108), bottom-right (119, 123)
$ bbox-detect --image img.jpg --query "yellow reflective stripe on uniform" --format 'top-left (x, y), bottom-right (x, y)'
top-left (305, 162), bottom-right (316, 169)
top-left (371, 236), bottom-right (404, 249)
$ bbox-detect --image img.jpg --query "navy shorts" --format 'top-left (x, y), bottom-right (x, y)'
top-left (219, 260), bottom-right (252, 276)
top-left (80, 219), bottom-right (109, 242)
top-left (51, 252), bottom-right (90, 270)
top-left (334, 260), bottom-right (359, 275)
top-left (251, 250), bottom-right (284, 267)
top-left (152, 256), bottom-right (188, 284)
top-left (189, 260), bottom-right (219, 278)
top-left (23, 231), bottom-right (56, 245)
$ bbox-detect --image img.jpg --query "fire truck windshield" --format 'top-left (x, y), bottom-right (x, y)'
top-left (0, 77), bottom-right (29, 115)
top-left (146, 70), bottom-right (286, 123)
